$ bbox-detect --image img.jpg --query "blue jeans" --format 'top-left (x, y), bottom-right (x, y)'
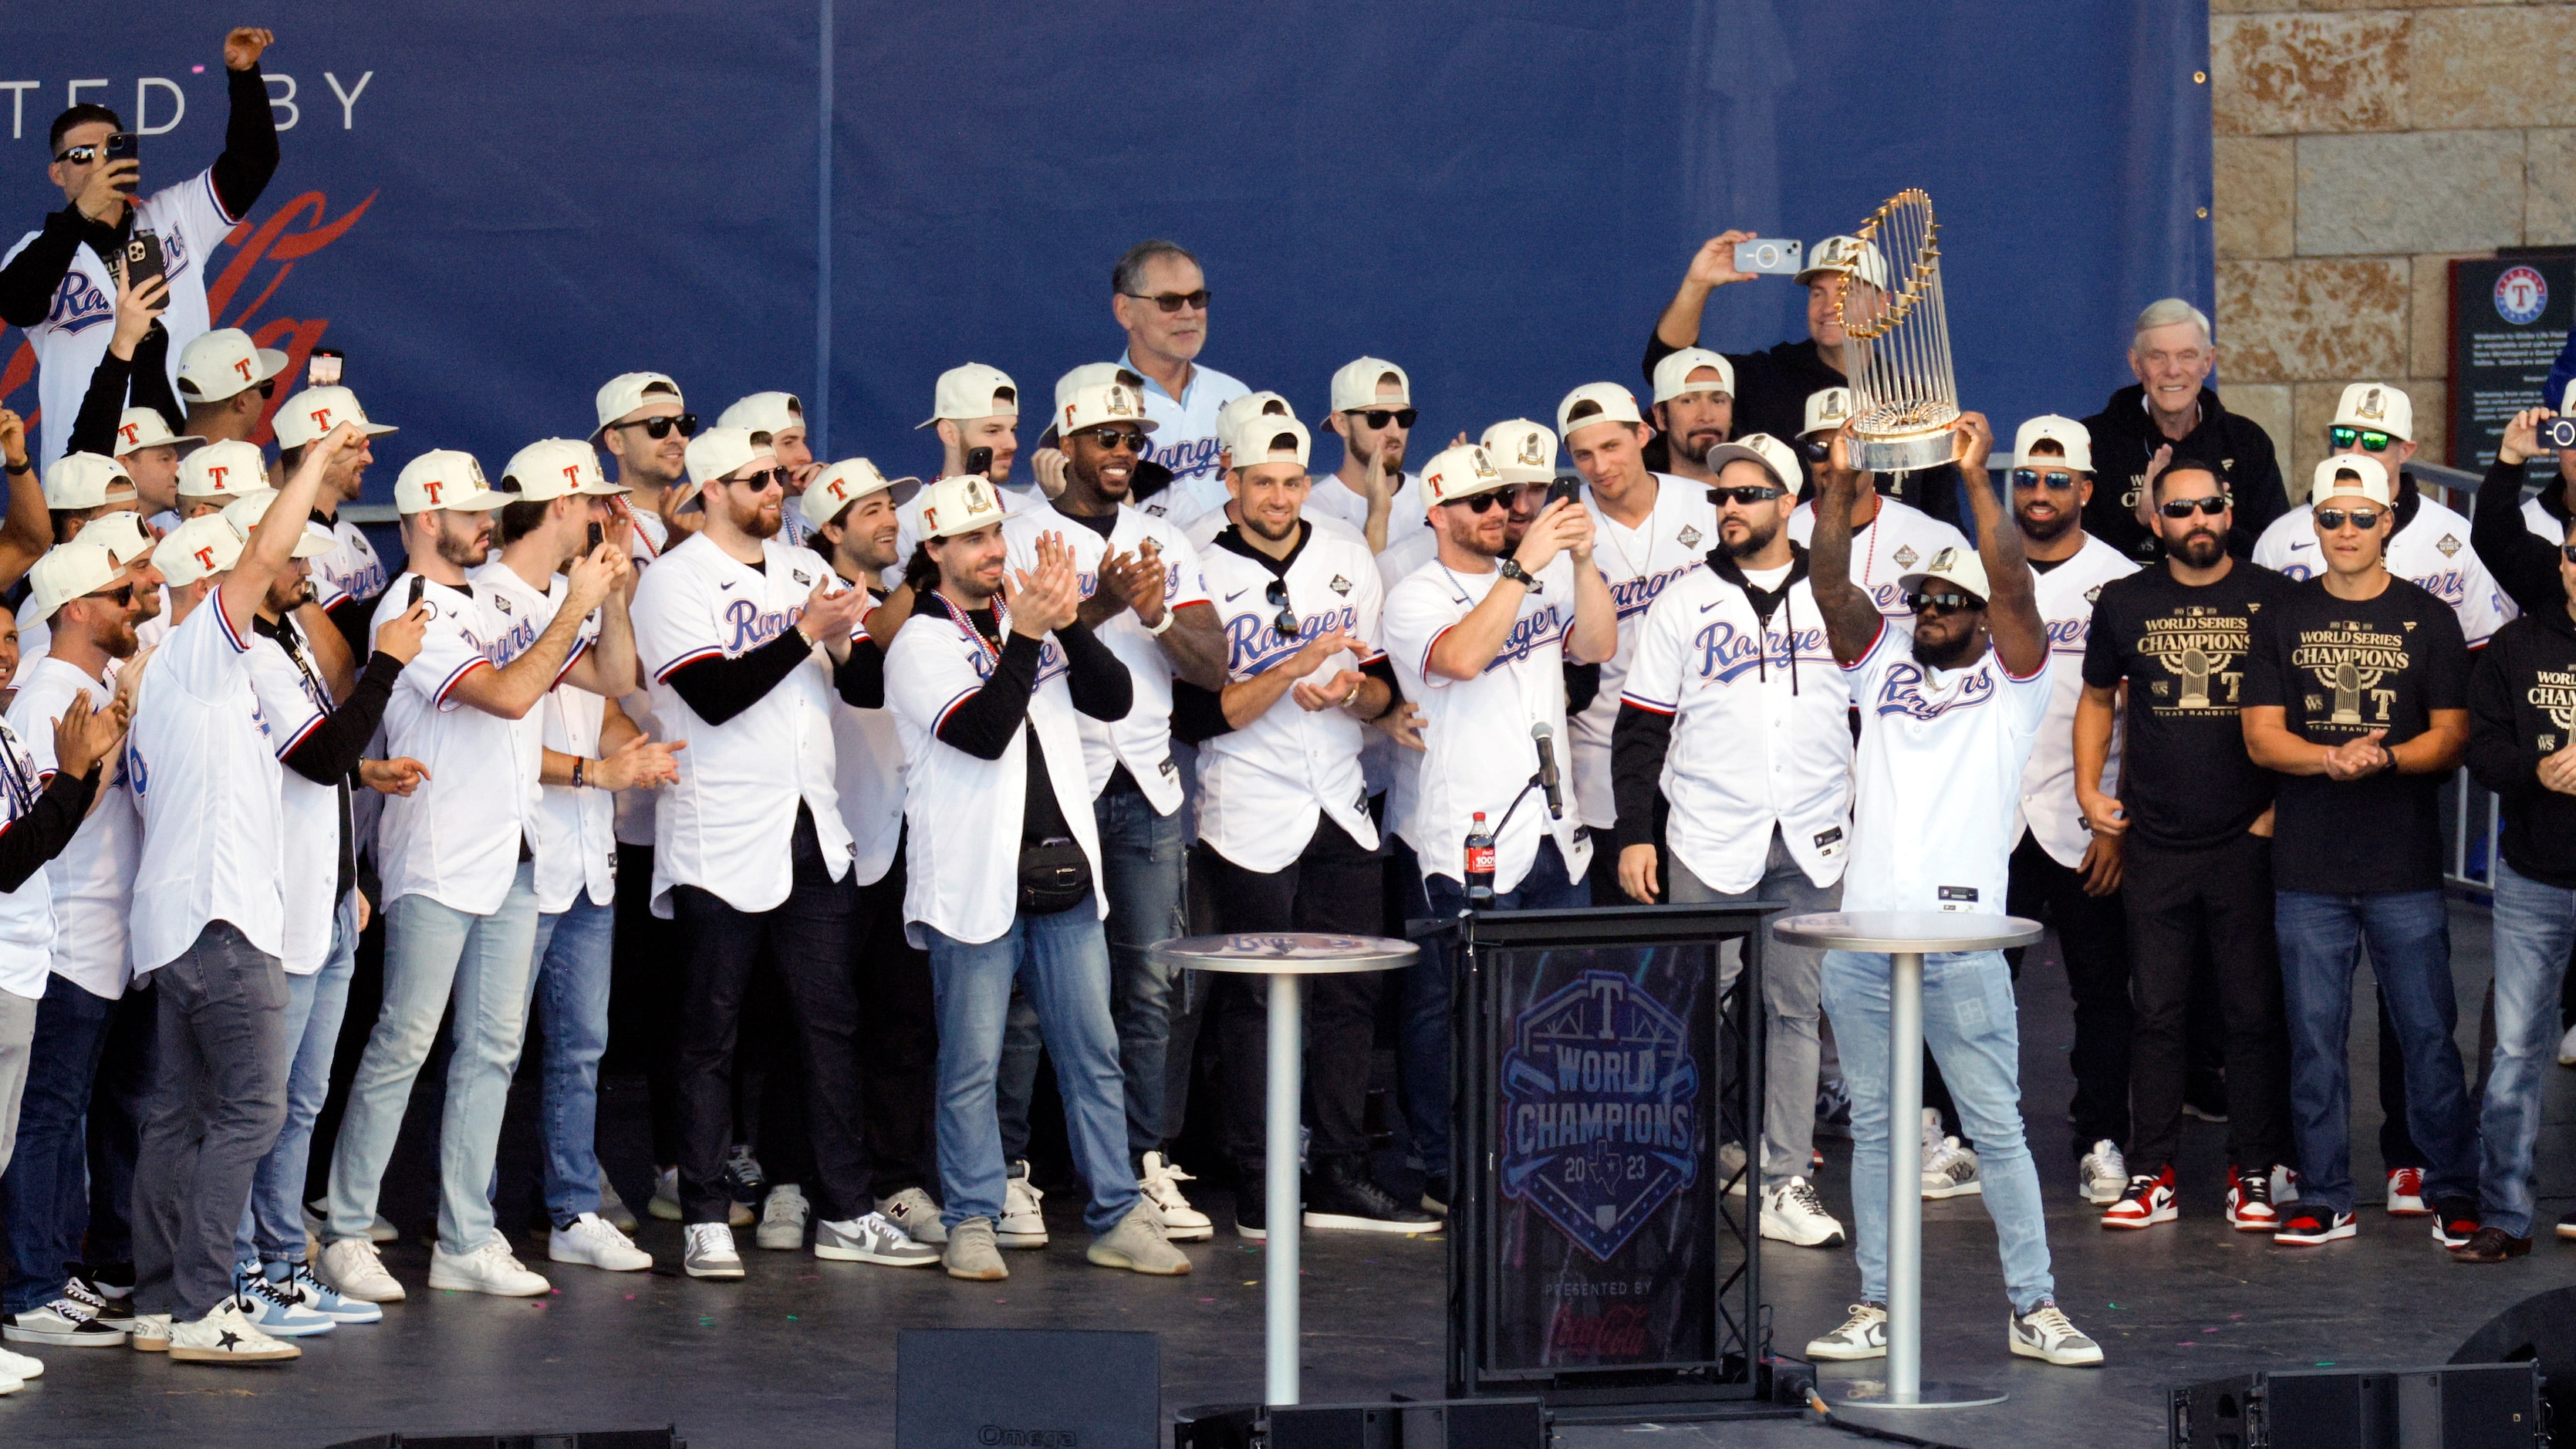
top-left (1823, 948), bottom-right (2054, 1314)
top-left (2274, 889), bottom-right (2476, 1215)
top-left (927, 896), bottom-right (1140, 1236)
top-left (1410, 836), bottom-right (1589, 1180)
top-left (326, 864), bottom-right (543, 1255)
top-left (2478, 860), bottom-right (2574, 1238)
top-left (235, 893), bottom-right (360, 1265)
top-left (998, 790), bottom-right (1186, 1170)
top-left (528, 892), bottom-right (615, 1223)
top-left (2, 975), bottom-right (117, 1312)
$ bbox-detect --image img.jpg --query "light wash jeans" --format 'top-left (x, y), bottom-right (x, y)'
top-left (1672, 829), bottom-right (1838, 1186)
top-left (528, 892), bottom-right (615, 1224)
top-left (1822, 948), bottom-right (2054, 1315)
top-left (325, 863), bottom-right (542, 1256)
top-left (235, 892), bottom-right (360, 1265)
top-left (927, 894), bottom-right (1140, 1237)
top-left (2478, 858), bottom-right (2575, 1238)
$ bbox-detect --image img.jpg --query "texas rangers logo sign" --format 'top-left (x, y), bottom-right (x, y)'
top-left (1500, 970), bottom-right (1700, 1262)
top-left (2497, 265), bottom-right (2549, 326)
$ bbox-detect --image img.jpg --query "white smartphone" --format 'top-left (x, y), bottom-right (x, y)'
top-left (1734, 238), bottom-right (1805, 276)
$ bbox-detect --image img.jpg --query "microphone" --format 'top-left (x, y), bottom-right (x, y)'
top-left (1532, 721), bottom-right (1562, 819)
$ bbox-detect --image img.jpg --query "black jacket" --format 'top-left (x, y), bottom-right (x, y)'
top-left (2078, 383), bottom-right (2287, 563)
top-left (2467, 601), bottom-right (2576, 888)
top-left (2473, 453), bottom-right (2567, 619)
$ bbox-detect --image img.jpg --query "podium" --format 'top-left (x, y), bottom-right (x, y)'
top-left (1436, 904), bottom-right (1791, 1421)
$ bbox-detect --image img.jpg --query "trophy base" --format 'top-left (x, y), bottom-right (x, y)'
top-left (1850, 427), bottom-right (1960, 475)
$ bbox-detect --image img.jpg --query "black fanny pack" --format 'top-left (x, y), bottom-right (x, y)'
top-left (1017, 836), bottom-right (1092, 914)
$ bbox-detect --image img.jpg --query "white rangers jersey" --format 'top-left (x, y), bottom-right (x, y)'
top-left (1576, 475), bottom-right (1719, 830)
top-left (2015, 536), bottom-right (2139, 868)
top-left (1788, 495), bottom-right (1972, 618)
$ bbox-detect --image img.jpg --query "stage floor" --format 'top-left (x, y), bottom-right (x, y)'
top-left (5, 900), bottom-right (2570, 1449)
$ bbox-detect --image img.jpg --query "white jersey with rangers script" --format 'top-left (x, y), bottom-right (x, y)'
top-left (475, 562), bottom-right (614, 913)
top-left (125, 600), bottom-right (289, 973)
top-left (1576, 475), bottom-right (1720, 829)
top-left (2254, 493), bottom-right (2514, 646)
top-left (884, 602), bottom-right (1106, 947)
top-left (1302, 471), bottom-right (1426, 546)
top-left (1841, 618), bottom-right (2052, 916)
top-left (1195, 518), bottom-right (1386, 873)
top-left (832, 582), bottom-right (906, 888)
top-left (0, 714), bottom-right (55, 1001)
top-left (632, 532), bottom-right (854, 916)
top-left (371, 576), bottom-right (572, 916)
top-left (312, 516), bottom-right (390, 613)
top-left (1122, 353), bottom-right (1249, 530)
top-left (8, 657), bottom-right (140, 998)
top-left (2016, 538), bottom-right (2140, 868)
top-left (1619, 563), bottom-right (1851, 893)
top-left (1003, 500), bottom-right (1210, 816)
top-left (5, 167), bottom-right (237, 470)
top-left (1788, 495), bottom-right (1972, 618)
top-left (239, 617), bottom-right (339, 974)
top-left (1381, 552), bottom-right (1589, 892)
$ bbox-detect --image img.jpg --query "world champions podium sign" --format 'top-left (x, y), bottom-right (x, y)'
top-left (1443, 904), bottom-right (1775, 1413)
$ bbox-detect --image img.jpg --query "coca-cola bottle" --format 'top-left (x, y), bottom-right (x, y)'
top-left (1464, 812), bottom-right (1497, 909)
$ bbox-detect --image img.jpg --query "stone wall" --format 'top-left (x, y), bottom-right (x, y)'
top-left (2210, 1), bottom-right (2576, 486)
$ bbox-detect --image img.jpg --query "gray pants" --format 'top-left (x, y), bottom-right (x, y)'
top-left (1673, 828), bottom-right (1837, 1185)
top-left (132, 923), bottom-right (289, 1320)
top-left (0, 987), bottom-right (33, 1178)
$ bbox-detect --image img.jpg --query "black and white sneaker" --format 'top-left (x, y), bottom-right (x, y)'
top-left (4, 1290), bottom-right (129, 1346)
top-left (1805, 1302), bottom-right (1888, 1360)
top-left (1302, 1160), bottom-right (1437, 1233)
top-left (2008, 1302), bottom-right (2104, 1366)
top-left (2432, 1198), bottom-right (2480, 1250)
top-left (2274, 1208), bottom-right (2357, 1245)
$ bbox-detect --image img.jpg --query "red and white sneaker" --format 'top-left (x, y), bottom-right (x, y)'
top-left (2432, 1200), bottom-right (2480, 1249)
top-left (2226, 1165), bottom-right (2280, 1231)
top-left (2102, 1169), bottom-right (2177, 1230)
top-left (2385, 1167), bottom-right (2431, 1217)
top-left (2274, 1208), bottom-right (2357, 1245)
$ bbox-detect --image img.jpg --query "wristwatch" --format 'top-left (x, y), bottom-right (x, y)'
top-left (1497, 558), bottom-right (1540, 593)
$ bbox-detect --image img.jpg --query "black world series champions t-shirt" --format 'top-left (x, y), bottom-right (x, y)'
top-left (2241, 575), bottom-right (2470, 893)
top-left (2081, 562), bottom-right (2299, 851)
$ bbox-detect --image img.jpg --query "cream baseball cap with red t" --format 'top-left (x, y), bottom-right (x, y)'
top-left (154, 514), bottom-right (245, 587)
top-left (798, 460), bottom-right (920, 534)
top-left (503, 438), bottom-right (628, 500)
top-left (221, 490), bottom-right (335, 559)
top-left (394, 451), bottom-right (508, 514)
top-left (916, 473), bottom-right (1012, 540)
top-left (1420, 443), bottom-right (1511, 505)
top-left (177, 439), bottom-right (268, 505)
top-left (110, 407), bottom-right (204, 459)
top-left (174, 328), bottom-right (289, 404)
top-left (272, 385), bottom-right (399, 452)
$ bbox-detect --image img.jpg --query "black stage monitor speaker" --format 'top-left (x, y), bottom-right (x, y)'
top-left (2169, 1361), bottom-right (2543, 1447)
top-left (326, 1432), bottom-right (681, 1449)
top-left (2454, 1282), bottom-right (2576, 1430)
top-left (897, 1328), bottom-right (1159, 1448)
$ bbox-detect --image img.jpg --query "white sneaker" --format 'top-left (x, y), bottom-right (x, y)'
top-left (1759, 1177), bottom-right (1847, 1248)
top-left (167, 1299), bottom-right (299, 1364)
top-left (0, 1344), bottom-right (40, 1378)
top-left (1139, 1153), bottom-right (1214, 1242)
top-left (1717, 1140), bottom-right (1751, 1199)
top-left (998, 1161), bottom-right (1048, 1248)
top-left (548, 1213), bottom-right (653, 1272)
top-left (684, 1223), bottom-right (744, 1279)
top-left (815, 1212), bottom-right (942, 1267)
top-left (2559, 1022), bottom-right (2576, 1067)
top-left (2078, 1139), bottom-right (2128, 1205)
top-left (757, 1184), bottom-right (810, 1251)
top-left (2009, 1302), bottom-right (2105, 1366)
top-left (2271, 1163), bottom-right (2302, 1204)
top-left (1923, 1135), bottom-right (1982, 1200)
top-left (877, 1187), bottom-right (949, 1246)
top-left (0, 1371), bottom-right (19, 1395)
top-left (319, 1237), bottom-right (407, 1303)
top-left (127, 1313), bottom-right (171, 1352)
top-left (427, 1238), bottom-right (552, 1297)
top-left (1806, 1302), bottom-right (1888, 1360)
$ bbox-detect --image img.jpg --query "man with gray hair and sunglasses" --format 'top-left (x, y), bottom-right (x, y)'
top-left (1110, 240), bottom-right (1247, 529)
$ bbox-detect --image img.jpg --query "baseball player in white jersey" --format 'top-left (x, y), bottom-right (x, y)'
top-left (0, 29), bottom-right (280, 469)
top-left (881, 472), bottom-right (1190, 1281)
top-left (1801, 414), bottom-right (2104, 1370)
top-left (894, 364), bottom-right (1033, 572)
top-left (718, 392), bottom-right (816, 544)
top-left (123, 427), bottom-right (357, 1363)
top-left (633, 425), bottom-right (935, 1278)
top-left (272, 385), bottom-right (397, 654)
top-left (1612, 432), bottom-right (1851, 1250)
top-left (1181, 390), bottom-right (1301, 550)
top-left (1992, 417), bottom-right (2143, 1207)
top-left (0, 540), bottom-right (150, 1350)
top-left (1311, 358), bottom-right (1426, 553)
top-left (2254, 383), bottom-right (2514, 646)
top-left (320, 448), bottom-right (626, 1306)
top-left (1558, 381), bottom-right (1721, 891)
top-left (1650, 346), bottom-right (1740, 488)
top-left (997, 380), bottom-right (1225, 1239)
top-left (1111, 242), bottom-right (1247, 529)
top-left (15, 452), bottom-right (148, 661)
top-left (1183, 417), bottom-right (1434, 1236)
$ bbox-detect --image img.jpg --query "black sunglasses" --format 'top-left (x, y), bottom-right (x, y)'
top-left (2561, 545), bottom-right (2576, 566)
top-left (726, 467), bottom-right (791, 493)
top-left (1265, 579), bottom-right (1298, 640)
top-left (52, 136), bottom-right (129, 165)
top-left (1346, 407), bottom-right (1418, 430)
top-left (1906, 590), bottom-right (1980, 616)
top-left (1798, 435), bottom-right (1833, 462)
top-left (1447, 491), bottom-right (1507, 514)
top-left (613, 414), bottom-right (699, 441)
top-left (80, 584), bottom-right (134, 608)
top-left (1707, 485), bottom-right (1785, 507)
top-left (2010, 468), bottom-right (2079, 491)
top-left (2328, 425), bottom-right (2395, 453)
top-left (2158, 495), bottom-right (2230, 518)
top-left (2314, 506), bottom-right (2382, 532)
top-left (1124, 289), bottom-right (1210, 313)
top-left (1085, 427), bottom-right (1148, 453)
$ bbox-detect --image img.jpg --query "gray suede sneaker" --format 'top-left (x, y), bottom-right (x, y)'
top-left (1085, 1203), bottom-right (1192, 1276)
top-left (943, 1218), bottom-right (1008, 1282)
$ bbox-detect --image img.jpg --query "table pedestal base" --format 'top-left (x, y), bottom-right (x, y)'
top-left (1826, 1378), bottom-right (2009, 1410)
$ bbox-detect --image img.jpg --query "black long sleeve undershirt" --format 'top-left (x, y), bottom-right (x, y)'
top-left (930, 609), bottom-right (1133, 762)
top-left (834, 633), bottom-right (885, 709)
top-left (666, 630), bottom-right (812, 726)
top-left (0, 768), bottom-right (100, 892)
top-left (65, 323), bottom-right (170, 458)
top-left (1058, 620), bottom-right (1131, 722)
top-left (281, 650), bottom-right (400, 785)
top-left (210, 64), bottom-right (281, 221)
top-left (2473, 454), bottom-right (2562, 620)
top-left (1609, 704), bottom-right (1673, 854)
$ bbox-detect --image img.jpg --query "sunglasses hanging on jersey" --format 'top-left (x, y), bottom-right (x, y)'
top-left (1266, 579), bottom-right (1299, 640)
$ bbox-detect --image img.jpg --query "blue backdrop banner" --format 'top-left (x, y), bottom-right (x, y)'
top-left (0, 2), bottom-right (2212, 503)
